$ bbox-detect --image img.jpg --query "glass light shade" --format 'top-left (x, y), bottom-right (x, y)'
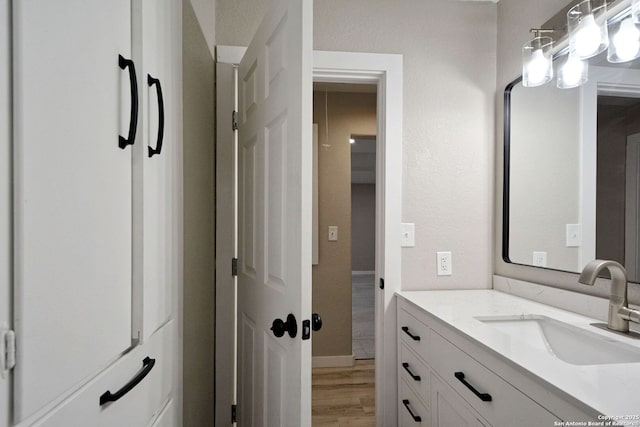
top-left (633, 0), bottom-right (640, 24)
top-left (557, 55), bottom-right (589, 89)
top-left (522, 36), bottom-right (554, 87)
top-left (568, 0), bottom-right (609, 60)
top-left (608, 18), bottom-right (640, 63)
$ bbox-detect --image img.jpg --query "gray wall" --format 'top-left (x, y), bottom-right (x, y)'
top-left (352, 184), bottom-right (376, 272)
top-left (183, 1), bottom-right (215, 425)
top-left (217, 0), bottom-right (498, 292)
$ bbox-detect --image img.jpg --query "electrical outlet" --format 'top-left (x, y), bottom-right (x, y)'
top-left (532, 251), bottom-right (547, 267)
top-left (437, 251), bottom-right (452, 276)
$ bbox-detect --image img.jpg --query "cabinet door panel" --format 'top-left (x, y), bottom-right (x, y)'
top-left (431, 374), bottom-right (487, 427)
top-left (13, 0), bottom-right (133, 420)
top-left (133, 0), bottom-right (176, 341)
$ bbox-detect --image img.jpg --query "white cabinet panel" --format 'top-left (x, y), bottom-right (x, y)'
top-left (430, 331), bottom-right (559, 427)
top-left (399, 378), bottom-right (431, 427)
top-left (149, 399), bottom-right (176, 427)
top-left (132, 0), bottom-right (176, 342)
top-left (12, 0), bottom-right (134, 420)
top-left (431, 374), bottom-right (487, 427)
top-left (30, 321), bottom-right (175, 427)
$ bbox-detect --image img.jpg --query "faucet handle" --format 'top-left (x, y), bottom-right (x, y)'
top-left (619, 307), bottom-right (640, 324)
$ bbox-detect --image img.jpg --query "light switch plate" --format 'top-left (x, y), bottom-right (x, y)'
top-left (566, 224), bottom-right (581, 247)
top-left (401, 223), bottom-right (415, 247)
top-left (328, 226), bottom-right (338, 241)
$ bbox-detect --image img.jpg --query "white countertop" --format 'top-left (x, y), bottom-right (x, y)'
top-left (396, 289), bottom-right (640, 418)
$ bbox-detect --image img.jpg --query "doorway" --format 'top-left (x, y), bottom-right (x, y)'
top-left (310, 86), bottom-right (377, 425)
top-left (215, 48), bottom-right (403, 427)
top-left (351, 135), bottom-right (376, 361)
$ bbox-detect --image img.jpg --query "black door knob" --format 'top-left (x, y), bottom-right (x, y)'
top-left (312, 313), bottom-right (322, 331)
top-left (271, 313), bottom-right (298, 338)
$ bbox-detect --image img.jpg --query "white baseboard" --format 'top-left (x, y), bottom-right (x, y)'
top-left (312, 354), bottom-right (355, 368)
top-left (351, 270), bottom-right (375, 276)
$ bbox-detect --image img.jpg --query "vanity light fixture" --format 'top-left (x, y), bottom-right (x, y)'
top-left (557, 54), bottom-right (589, 88)
top-left (608, 17), bottom-right (640, 62)
top-left (568, 0), bottom-right (609, 60)
top-left (632, 0), bottom-right (640, 23)
top-left (522, 30), bottom-right (554, 87)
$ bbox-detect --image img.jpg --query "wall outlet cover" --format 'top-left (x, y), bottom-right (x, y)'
top-left (437, 251), bottom-right (452, 276)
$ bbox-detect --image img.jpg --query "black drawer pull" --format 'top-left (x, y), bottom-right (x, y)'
top-left (99, 357), bottom-right (155, 406)
top-left (147, 74), bottom-right (165, 157)
top-left (454, 371), bottom-right (492, 402)
top-left (402, 399), bottom-right (422, 422)
top-left (401, 326), bottom-right (421, 341)
top-left (118, 54), bottom-right (139, 149)
top-left (402, 362), bottom-right (421, 381)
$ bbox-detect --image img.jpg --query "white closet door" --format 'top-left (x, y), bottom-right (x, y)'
top-left (13, 0), bottom-right (133, 421)
top-left (134, 0), bottom-right (175, 341)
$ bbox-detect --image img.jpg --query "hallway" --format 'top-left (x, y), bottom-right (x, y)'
top-left (312, 360), bottom-right (375, 426)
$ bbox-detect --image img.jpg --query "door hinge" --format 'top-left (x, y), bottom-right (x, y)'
top-left (232, 110), bottom-right (238, 131)
top-left (232, 257), bottom-right (238, 277)
top-left (231, 404), bottom-right (237, 423)
top-left (1, 327), bottom-right (16, 378)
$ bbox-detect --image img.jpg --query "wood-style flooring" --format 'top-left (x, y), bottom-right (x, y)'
top-left (312, 359), bottom-right (375, 426)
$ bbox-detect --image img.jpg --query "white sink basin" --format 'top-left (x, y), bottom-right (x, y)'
top-left (475, 315), bottom-right (640, 365)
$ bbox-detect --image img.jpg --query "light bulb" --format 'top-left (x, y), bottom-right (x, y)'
top-left (612, 18), bottom-right (640, 62)
top-left (526, 49), bottom-right (550, 86)
top-left (349, 138), bottom-right (355, 144)
top-left (560, 57), bottom-right (585, 87)
top-left (574, 14), bottom-right (603, 58)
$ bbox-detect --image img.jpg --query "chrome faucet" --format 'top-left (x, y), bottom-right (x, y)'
top-left (579, 259), bottom-right (640, 333)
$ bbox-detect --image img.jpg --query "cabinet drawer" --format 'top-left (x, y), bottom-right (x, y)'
top-left (149, 399), bottom-right (176, 427)
top-left (32, 321), bottom-right (175, 427)
top-left (399, 378), bottom-right (431, 427)
top-left (398, 308), bottom-right (430, 362)
top-left (430, 331), bottom-right (559, 427)
top-left (399, 342), bottom-right (430, 408)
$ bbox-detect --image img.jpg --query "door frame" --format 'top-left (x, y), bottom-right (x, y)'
top-left (216, 47), bottom-right (403, 427)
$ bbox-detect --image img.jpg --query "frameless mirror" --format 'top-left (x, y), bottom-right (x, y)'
top-left (504, 59), bottom-right (640, 283)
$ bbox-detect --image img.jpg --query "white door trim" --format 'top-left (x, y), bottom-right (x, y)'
top-left (216, 47), bottom-right (403, 427)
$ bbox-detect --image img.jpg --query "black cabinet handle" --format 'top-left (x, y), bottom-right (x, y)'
top-left (454, 371), bottom-right (492, 402)
top-left (118, 55), bottom-right (139, 149)
top-left (99, 357), bottom-right (155, 406)
top-left (402, 362), bottom-right (421, 381)
top-left (402, 399), bottom-right (422, 422)
top-left (401, 326), bottom-right (421, 341)
top-left (147, 74), bottom-right (164, 157)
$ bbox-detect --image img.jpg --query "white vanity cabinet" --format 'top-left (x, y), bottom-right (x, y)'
top-left (2, 0), bottom-right (181, 425)
top-left (397, 296), bottom-right (561, 427)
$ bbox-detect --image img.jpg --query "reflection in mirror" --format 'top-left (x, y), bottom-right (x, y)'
top-left (504, 62), bottom-right (640, 283)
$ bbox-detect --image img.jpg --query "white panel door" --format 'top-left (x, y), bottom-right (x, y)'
top-left (0, 1), bottom-right (11, 426)
top-left (236, 0), bottom-right (313, 425)
top-left (13, 0), bottom-right (133, 421)
top-left (133, 0), bottom-right (176, 342)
